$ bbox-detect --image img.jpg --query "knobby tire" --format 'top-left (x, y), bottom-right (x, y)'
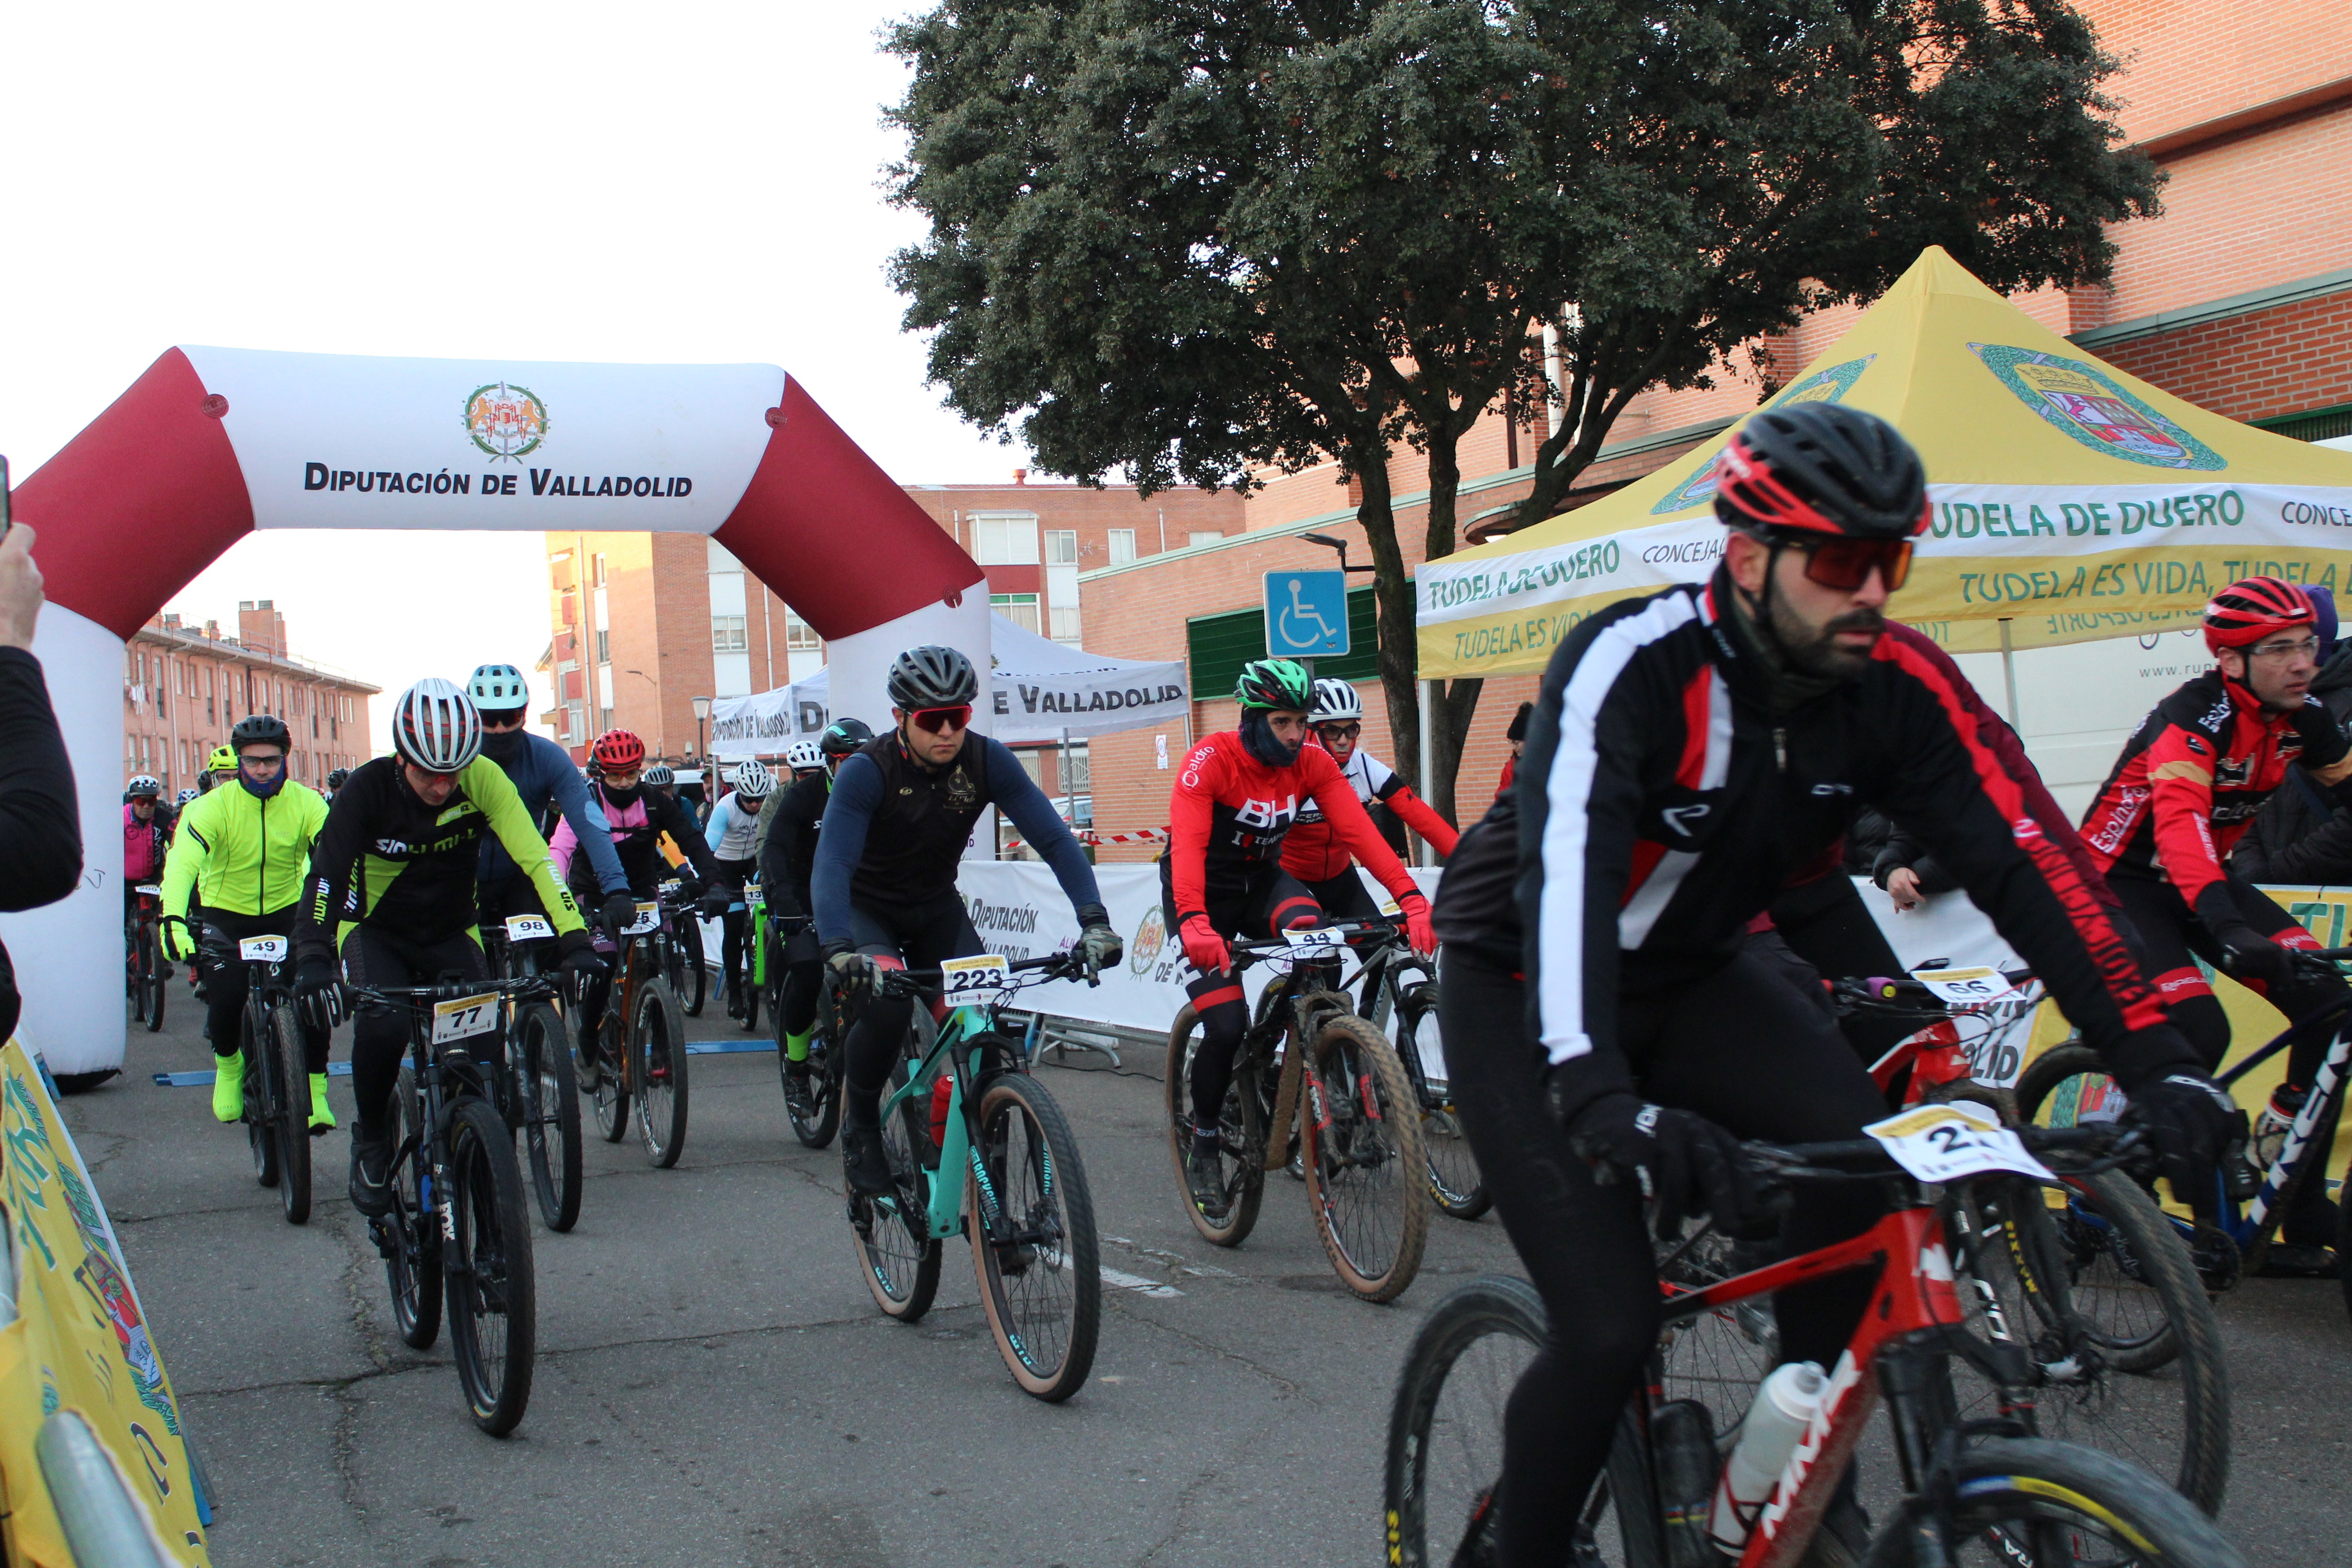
top-left (445, 1098), bottom-right (537, 1435)
top-left (968, 1070), bottom-right (1100, 1402)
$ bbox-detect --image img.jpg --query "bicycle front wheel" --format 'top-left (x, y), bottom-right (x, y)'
top-left (671, 923), bottom-right (707, 1016)
top-left (445, 1098), bottom-right (537, 1435)
top-left (1903, 1437), bottom-right (2244, 1566)
top-left (142, 922), bottom-right (168, 1031)
top-left (515, 1002), bottom-right (582, 1231)
top-left (968, 1071), bottom-right (1100, 1401)
top-left (1301, 1014), bottom-right (1428, 1303)
top-left (783, 1023), bottom-right (842, 1150)
top-left (634, 978), bottom-right (690, 1168)
top-left (591, 1009), bottom-right (630, 1144)
top-left (388, 1068), bottom-right (442, 1351)
top-left (245, 1009), bottom-right (281, 1190)
top-left (270, 1002), bottom-right (311, 1225)
top-left (1393, 980), bottom-right (1486, 1221)
top-left (850, 1056), bottom-right (943, 1321)
top-left (1162, 1004), bottom-right (1266, 1247)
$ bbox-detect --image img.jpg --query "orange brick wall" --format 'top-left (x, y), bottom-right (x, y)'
top-left (2100, 289), bottom-right (2352, 425)
top-left (2078, 0), bottom-right (2352, 144)
top-left (122, 630), bottom-right (374, 794)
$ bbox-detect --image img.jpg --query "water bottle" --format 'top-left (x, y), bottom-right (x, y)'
top-left (2252, 1082), bottom-right (2309, 1174)
top-left (1647, 1400), bottom-right (1723, 1567)
top-left (1707, 1361), bottom-right (1826, 1555)
top-left (928, 1074), bottom-right (955, 1161)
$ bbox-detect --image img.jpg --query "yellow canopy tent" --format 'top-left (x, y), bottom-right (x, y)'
top-left (1417, 246), bottom-right (2352, 678)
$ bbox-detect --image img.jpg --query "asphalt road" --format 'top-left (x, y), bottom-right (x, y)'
top-left (60, 986), bottom-right (2352, 1568)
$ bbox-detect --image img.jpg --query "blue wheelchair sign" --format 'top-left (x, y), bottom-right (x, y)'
top-left (1264, 570), bottom-right (1350, 658)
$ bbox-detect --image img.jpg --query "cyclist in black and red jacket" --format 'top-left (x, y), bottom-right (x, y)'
top-left (2080, 574), bottom-right (2352, 1270)
top-left (1161, 658), bottom-right (1435, 1216)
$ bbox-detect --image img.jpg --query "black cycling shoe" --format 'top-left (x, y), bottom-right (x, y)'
top-left (1186, 1132), bottom-right (1229, 1220)
top-left (348, 1128), bottom-right (393, 1217)
top-left (725, 986), bottom-right (745, 1020)
top-left (782, 1054), bottom-right (811, 1083)
top-left (842, 1122), bottom-right (893, 1197)
top-left (2259, 1241), bottom-right (2338, 1278)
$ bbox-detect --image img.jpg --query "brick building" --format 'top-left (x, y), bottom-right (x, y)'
top-left (1076, 0), bottom-right (2352, 857)
top-left (121, 600), bottom-right (378, 796)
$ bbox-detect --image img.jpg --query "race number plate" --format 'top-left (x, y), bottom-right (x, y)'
top-left (1283, 926), bottom-right (1345, 954)
top-left (1910, 966), bottom-right (2021, 1008)
top-left (237, 935), bottom-right (289, 963)
top-left (623, 902), bottom-right (662, 936)
top-left (504, 914), bottom-right (555, 942)
top-left (941, 954), bottom-right (1011, 999)
top-left (1863, 1102), bottom-right (2052, 1185)
top-left (658, 878), bottom-right (683, 897)
top-left (134, 884), bottom-right (163, 897)
top-left (430, 994), bottom-right (501, 1046)
top-left (744, 881), bottom-right (762, 905)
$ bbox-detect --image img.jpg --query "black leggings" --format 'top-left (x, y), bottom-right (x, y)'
top-left (1442, 948), bottom-right (1889, 1568)
top-left (341, 926), bottom-right (489, 1137)
top-left (841, 894), bottom-right (981, 1129)
top-left (715, 856), bottom-right (755, 995)
top-left (199, 907), bottom-right (328, 1073)
top-left (1162, 862), bottom-right (1330, 1131)
top-left (775, 921), bottom-right (823, 1036)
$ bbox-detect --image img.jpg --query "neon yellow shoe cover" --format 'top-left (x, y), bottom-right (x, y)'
top-left (307, 1073), bottom-right (337, 1131)
top-left (784, 1029), bottom-right (813, 1063)
top-left (212, 1053), bottom-right (245, 1122)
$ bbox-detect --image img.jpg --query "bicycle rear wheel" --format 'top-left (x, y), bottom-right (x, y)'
top-left (244, 1009), bottom-right (281, 1190)
top-left (140, 922), bottom-right (167, 1031)
top-left (783, 1024), bottom-right (841, 1149)
top-left (634, 977), bottom-right (690, 1168)
top-left (515, 1002), bottom-right (582, 1231)
top-left (849, 1057), bottom-right (942, 1321)
top-left (270, 1002), bottom-right (311, 1225)
top-left (1393, 980), bottom-right (1486, 1221)
top-left (1906, 1437), bottom-right (2244, 1566)
top-left (968, 1068), bottom-right (1100, 1402)
top-left (1301, 1014), bottom-right (1428, 1302)
top-left (670, 921), bottom-right (707, 1016)
top-left (387, 1068), bottom-right (442, 1351)
top-left (591, 1008), bottom-right (630, 1143)
top-left (445, 1098), bottom-right (537, 1435)
top-left (1162, 1004), bottom-right (1266, 1247)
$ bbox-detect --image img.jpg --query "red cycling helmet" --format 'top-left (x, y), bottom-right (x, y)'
top-left (591, 729), bottom-right (647, 772)
top-left (2204, 576), bottom-right (2314, 654)
top-left (1713, 403), bottom-right (1930, 542)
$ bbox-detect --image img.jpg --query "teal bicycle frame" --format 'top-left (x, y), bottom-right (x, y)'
top-left (877, 996), bottom-right (1004, 1241)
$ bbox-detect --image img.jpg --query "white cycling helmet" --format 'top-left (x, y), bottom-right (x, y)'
top-left (176, 787), bottom-right (199, 805)
top-left (730, 759), bottom-right (774, 799)
top-left (392, 678), bottom-right (483, 773)
top-left (1311, 677), bottom-right (1363, 723)
top-left (784, 740), bottom-right (824, 772)
top-left (642, 763), bottom-right (676, 787)
top-left (467, 662), bottom-right (530, 715)
top-left (126, 774), bottom-right (163, 798)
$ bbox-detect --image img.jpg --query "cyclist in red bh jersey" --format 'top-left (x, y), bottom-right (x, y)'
top-left (1279, 677), bottom-right (1457, 924)
top-left (1162, 658), bottom-right (1435, 1215)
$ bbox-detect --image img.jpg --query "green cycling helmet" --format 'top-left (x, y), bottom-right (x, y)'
top-left (1234, 657), bottom-right (1313, 713)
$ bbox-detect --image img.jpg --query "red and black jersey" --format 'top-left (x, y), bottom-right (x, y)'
top-left (1163, 730), bottom-right (1417, 924)
top-left (2080, 668), bottom-right (2350, 906)
top-left (1281, 745), bottom-right (1460, 882)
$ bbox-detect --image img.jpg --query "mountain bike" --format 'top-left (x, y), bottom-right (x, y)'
top-left (1165, 922), bottom-right (1429, 1303)
top-left (480, 912), bottom-right (584, 1232)
top-left (2020, 944), bottom-right (2352, 1320)
top-left (347, 975), bottom-right (553, 1436)
top-left (580, 889), bottom-right (691, 1168)
top-left (126, 885), bottom-right (167, 1032)
top-left (222, 931), bottom-right (313, 1225)
top-left (845, 950), bottom-right (1102, 1402)
top-left (768, 910), bottom-right (841, 1149)
top-left (1385, 1118), bottom-right (2246, 1567)
top-left (1343, 921), bottom-right (1484, 1220)
top-left (662, 875), bottom-right (709, 1017)
top-left (739, 877), bottom-right (767, 1033)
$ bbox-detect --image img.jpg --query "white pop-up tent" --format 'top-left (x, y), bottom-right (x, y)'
top-left (710, 612), bottom-right (1187, 755)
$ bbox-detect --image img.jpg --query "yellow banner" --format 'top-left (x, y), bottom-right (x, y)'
top-left (1, 1039), bottom-right (211, 1567)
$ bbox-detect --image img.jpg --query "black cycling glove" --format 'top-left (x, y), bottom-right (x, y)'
top-left (1556, 1085), bottom-right (1756, 1239)
top-left (556, 929), bottom-right (607, 978)
top-left (598, 891), bottom-right (639, 936)
top-left (2194, 884), bottom-right (2295, 987)
top-left (2125, 1072), bottom-right (2248, 1216)
top-left (294, 958), bottom-right (346, 1029)
top-left (697, 886), bottom-right (733, 919)
top-left (1074, 902), bottom-right (1122, 980)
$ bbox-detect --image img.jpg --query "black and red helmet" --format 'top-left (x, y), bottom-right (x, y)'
top-left (2204, 576), bottom-right (2314, 654)
top-left (1713, 403), bottom-right (1929, 542)
top-left (591, 729), bottom-right (647, 772)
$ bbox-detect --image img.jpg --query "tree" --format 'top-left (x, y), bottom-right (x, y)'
top-left (885, 0), bottom-right (2158, 820)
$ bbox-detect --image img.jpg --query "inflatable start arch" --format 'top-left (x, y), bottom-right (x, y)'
top-left (8, 347), bottom-right (992, 1074)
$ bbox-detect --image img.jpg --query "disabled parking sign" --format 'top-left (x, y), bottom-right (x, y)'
top-left (1264, 570), bottom-right (1350, 658)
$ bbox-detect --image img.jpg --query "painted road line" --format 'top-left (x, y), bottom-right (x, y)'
top-left (1098, 1267), bottom-right (1183, 1299)
top-left (154, 1062), bottom-right (355, 1088)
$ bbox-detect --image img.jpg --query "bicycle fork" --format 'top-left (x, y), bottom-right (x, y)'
top-left (2244, 1022), bottom-right (2352, 1244)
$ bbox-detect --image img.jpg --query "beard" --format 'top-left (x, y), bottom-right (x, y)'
top-left (1769, 594), bottom-right (1886, 679)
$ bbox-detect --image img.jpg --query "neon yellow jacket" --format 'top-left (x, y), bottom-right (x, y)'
top-left (161, 779), bottom-right (330, 921)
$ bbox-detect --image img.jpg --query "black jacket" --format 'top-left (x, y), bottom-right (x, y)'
top-left (0, 649), bottom-right (83, 1039)
top-left (2230, 642), bottom-right (2352, 886)
top-left (757, 770), bottom-right (828, 918)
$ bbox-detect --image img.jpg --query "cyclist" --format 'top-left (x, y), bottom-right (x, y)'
top-left (642, 761), bottom-right (676, 802)
top-left (703, 758), bottom-right (774, 1019)
top-left (158, 716), bottom-right (334, 1127)
top-left (781, 739), bottom-right (825, 785)
top-left (197, 745), bottom-right (236, 794)
top-left (2080, 575), bottom-right (2352, 1272)
top-left (323, 766), bottom-right (349, 803)
top-left (758, 718), bottom-right (870, 1083)
top-left (292, 679), bottom-right (600, 1217)
top-left (1280, 677), bottom-right (1457, 925)
top-left (1429, 403), bottom-right (2230, 1567)
top-left (813, 648), bottom-right (1120, 1195)
top-left (465, 663), bottom-right (636, 959)
top-left (122, 773), bottom-right (172, 935)
top-left (176, 786), bottom-right (199, 809)
top-left (550, 729), bottom-right (729, 1067)
top-left (1164, 657), bottom-right (1436, 1215)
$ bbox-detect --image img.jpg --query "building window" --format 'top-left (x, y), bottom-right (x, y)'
top-left (592, 553), bottom-right (607, 586)
top-left (1107, 529), bottom-right (1137, 565)
top-left (990, 593), bottom-right (1042, 635)
top-left (1187, 530), bottom-right (1225, 548)
top-left (1068, 744), bottom-right (1091, 792)
top-left (596, 629), bottom-right (610, 664)
top-left (1045, 529), bottom-right (1078, 565)
top-left (712, 615), bottom-right (748, 653)
top-left (1051, 605), bottom-right (1083, 643)
top-left (972, 513), bottom-right (1039, 565)
top-left (784, 612), bottom-right (821, 651)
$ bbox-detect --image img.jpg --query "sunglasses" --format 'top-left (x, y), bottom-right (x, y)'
top-left (1317, 722), bottom-right (1362, 740)
top-left (908, 705), bottom-right (973, 735)
top-left (1787, 535), bottom-right (1914, 593)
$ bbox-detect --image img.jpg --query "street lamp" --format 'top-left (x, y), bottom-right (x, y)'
top-left (1300, 532), bottom-right (1377, 576)
top-left (691, 695), bottom-right (711, 773)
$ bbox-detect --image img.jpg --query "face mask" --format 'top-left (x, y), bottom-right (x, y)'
top-left (602, 781), bottom-right (642, 808)
top-left (479, 727), bottom-right (526, 763)
top-left (1240, 711), bottom-right (1302, 769)
top-left (239, 764), bottom-right (287, 800)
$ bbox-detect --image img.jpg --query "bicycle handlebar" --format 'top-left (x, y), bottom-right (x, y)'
top-left (1741, 1120), bottom-right (2143, 1185)
top-left (871, 950), bottom-right (1095, 996)
top-left (1220, 920), bottom-right (1399, 966)
top-left (342, 975), bottom-right (560, 1011)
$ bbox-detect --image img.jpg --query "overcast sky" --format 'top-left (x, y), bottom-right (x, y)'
top-left (0, 0), bottom-right (1029, 747)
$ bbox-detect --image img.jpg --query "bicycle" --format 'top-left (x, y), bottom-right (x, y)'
top-left (2020, 943), bottom-right (2352, 1317)
top-left (767, 910), bottom-right (842, 1149)
top-left (1385, 1117), bottom-right (2246, 1567)
top-left (1341, 917), bottom-right (1485, 1221)
top-left (347, 975), bottom-right (552, 1435)
top-left (662, 874), bottom-right (710, 1017)
top-left (738, 877), bottom-right (767, 1033)
top-left (579, 888), bottom-right (691, 1168)
top-left (845, 950), bottom-right (1102, 1402)
top-left (1164, 922), bottom-right (1430, 1303)
top-left (125, 885), bottom-right (167, 1032)
top-left (480, 912), bottom-right (585, 1232)
top-left (221, 931), bottom-right (313, 1225)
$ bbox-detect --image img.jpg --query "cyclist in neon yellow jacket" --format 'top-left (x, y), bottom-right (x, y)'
top-left (159, 715), bottom-right (333, 1127)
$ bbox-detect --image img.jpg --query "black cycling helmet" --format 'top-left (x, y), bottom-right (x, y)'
top-left (231, 713), bottom-right (294, 753)
top-left (887, 646), bottom-right (979, 710)
top-left (1712, 403), bottom-right (1928, 542)
top-left (819, 716), bottom-right (873, 757)
top-left (1234, 657), bottom-right (1313, 713)
top-left (325, 768), bottom-right (350, 790)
